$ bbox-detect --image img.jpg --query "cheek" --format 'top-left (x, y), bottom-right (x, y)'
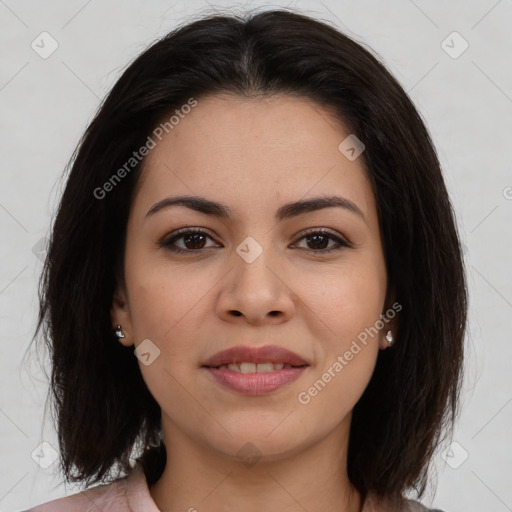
top-left (126, 250), bottom-right (207, 340)
top-left (294, 261), bottom-right (384, 401)
top-left (124, 252), bottom-right (225, 394)
top-left (304, 263), bottom-right (386, 345)
top-left (296, 342), bottom-right (378, 439)
top-left (125, 259), bottom-right (209, 408)
top-left (295, 270), bottom-right (383, 421)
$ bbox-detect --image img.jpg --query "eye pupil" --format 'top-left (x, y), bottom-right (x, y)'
top-left (307, 234), bottom-right (329, 250)
top-left (163, 229), bottom-right (347, 254)
top-left (184, 233), bottom-right (206, 249)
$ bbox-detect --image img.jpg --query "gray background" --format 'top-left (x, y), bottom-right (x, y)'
top-left (1, 1), bottom-right (511, 511)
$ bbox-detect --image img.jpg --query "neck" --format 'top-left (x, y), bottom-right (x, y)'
top-left (149, 416), bottom-right (362, 512)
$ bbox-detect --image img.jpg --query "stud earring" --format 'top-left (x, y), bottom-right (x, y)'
top-left (114, 325), bottom-right (125, 339)
top-left (385, 330), bottom-right (393, 345)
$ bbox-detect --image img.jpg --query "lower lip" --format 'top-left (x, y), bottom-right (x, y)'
top-left (204, 366), bottom-right (308, 395)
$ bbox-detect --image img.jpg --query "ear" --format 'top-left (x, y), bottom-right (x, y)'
top-left (378, 292), bottom-right (401, 350)
top-left (378, 317), bottom-right (398, 350)
top-left (110, 282), bottom-right (134, 347)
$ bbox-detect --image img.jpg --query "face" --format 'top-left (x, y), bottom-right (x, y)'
top-left (111, 93), bottom-right (395, 464)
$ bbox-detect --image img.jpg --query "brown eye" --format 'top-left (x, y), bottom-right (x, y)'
top-left (160, 227), bottom-right (351, 255)
top-left (294, 229), bottom-right (351, 253)
top-left (160, 229), bottom-right (220, 253)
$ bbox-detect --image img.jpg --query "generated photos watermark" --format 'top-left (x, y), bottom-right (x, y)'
top-left (297, 301), bottom-right (402, 405)
top-left (93, 97), bottom-right (198, 200)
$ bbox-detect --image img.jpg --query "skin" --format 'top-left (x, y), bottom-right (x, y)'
top-left (111, 93), bottom-right (398, 512)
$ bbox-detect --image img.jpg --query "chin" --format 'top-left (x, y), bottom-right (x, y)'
top-left (203, 419), bottom-right (313, 459)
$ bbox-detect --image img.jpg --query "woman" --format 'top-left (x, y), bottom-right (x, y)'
top-left (24, 8), bottom-right (466, 512)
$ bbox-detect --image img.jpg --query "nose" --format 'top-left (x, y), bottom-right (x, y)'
top-left (215, 243), bottom-right (295, 325)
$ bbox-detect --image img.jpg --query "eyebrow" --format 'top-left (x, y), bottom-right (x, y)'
top-left (145, 194), bottom-right (367, 224)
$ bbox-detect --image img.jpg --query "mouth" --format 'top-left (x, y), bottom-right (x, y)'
top-left (202, 344), bottom-right (310, 368)
top-left (208, 362), bottom-right (307, 372)
top-left (201, 345), bottom-right (310, 395)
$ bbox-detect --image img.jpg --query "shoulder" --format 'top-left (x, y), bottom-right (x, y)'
top-left (363, 492), bottom-right (447, 512)
top-left (401, 498), bottom-right (446, 512)
top-left (21, 479), bottom-right (127, 512)
top-left (21, 462), bottom-right (159, 512)
top-left (21, 477), bottom-right (129, 512)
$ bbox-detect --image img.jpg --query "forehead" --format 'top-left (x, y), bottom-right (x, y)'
top-left (133, 93), bottom-right (375, 225)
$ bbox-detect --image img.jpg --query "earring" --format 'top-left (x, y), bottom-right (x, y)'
top-left (385, 330), bottom-right (393, 345)
top-left (114, 325), bottom-right (125, 339)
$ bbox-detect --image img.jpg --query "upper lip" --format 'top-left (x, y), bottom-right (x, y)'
top-left (202, 345), bottom-right (309, 367)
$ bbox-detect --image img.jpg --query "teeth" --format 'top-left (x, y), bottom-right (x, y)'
top-left (217, 362), bottom-right (289, 373)
top-left (240, 362), bottom-right (257, 373)
top-left (253, 363), bottom-right (273, 373)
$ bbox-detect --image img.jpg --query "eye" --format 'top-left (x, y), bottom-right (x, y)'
top-left (293, 228), bottom-right (351, 253)
top-left (159, 227), bottom-right (352, 255)
top-left (160, 228), bottom-right (220, 254)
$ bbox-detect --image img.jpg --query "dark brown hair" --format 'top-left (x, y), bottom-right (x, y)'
top-left (27, 7), bottom-right (467, 505)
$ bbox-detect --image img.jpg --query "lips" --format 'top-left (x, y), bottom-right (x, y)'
top-left (202, 345), bottom-right (310, 395)
top-left (202, 345), bottom-right (309, 368)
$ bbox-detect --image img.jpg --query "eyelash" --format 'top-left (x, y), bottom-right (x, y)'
top-left (159, 227), bottom-right (352, 254)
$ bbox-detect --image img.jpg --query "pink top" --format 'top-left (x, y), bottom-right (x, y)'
top-left (23, 462), bottom-right (160, 512)
top-left (23, 462), bottom-right (444, 512)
